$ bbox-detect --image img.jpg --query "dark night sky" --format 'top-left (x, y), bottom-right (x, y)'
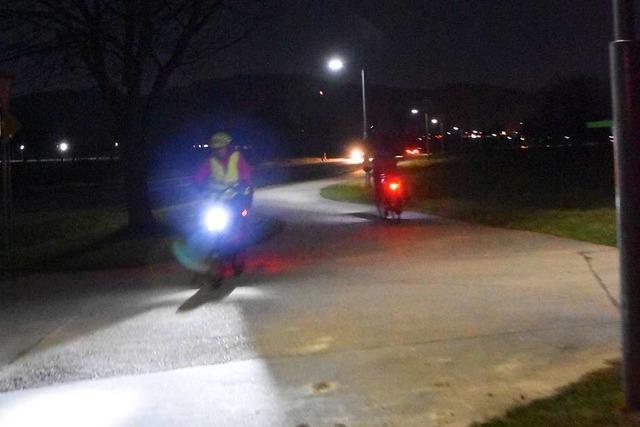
top-left (206, 0), bottom-right (631, 91)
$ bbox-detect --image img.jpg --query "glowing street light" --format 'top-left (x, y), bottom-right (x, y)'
top-left (327, 57), bottom-right (344, 72)
top-left (58, 141), bottom-right (69, 152)
top-left (411, 108), bottom-right (419, 115)
top-left (431, 118), bottom-right (438, 124)
top-left (326, 56), bottom-right (368, 140)
top-left (19, 145), bottom-right (24, 151)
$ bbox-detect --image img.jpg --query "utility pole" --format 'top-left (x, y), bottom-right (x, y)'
top-left (423, 112), bottom-right (430, 154)
top-left (1, 107), bottom-right (8, 253)
top-left (422, 99), bottom-right (432, 155)
top-left (361, 68), bottom-right (368, 140)
top-left (611, 0), bottom-right (640, 412)
top-left (0, 73), bottom-right (14, 254)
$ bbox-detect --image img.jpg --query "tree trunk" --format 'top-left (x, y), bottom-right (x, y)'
top-left (120, 114), bottom-right (155, 234)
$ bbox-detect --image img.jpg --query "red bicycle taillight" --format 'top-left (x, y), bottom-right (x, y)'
top-left (388, 182), bottom-right (401, 191)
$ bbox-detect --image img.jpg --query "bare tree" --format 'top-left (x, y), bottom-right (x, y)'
top-left (0, 0), bottom-right (268, 232)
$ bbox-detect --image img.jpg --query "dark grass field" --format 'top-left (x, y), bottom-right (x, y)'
top-left (324, 144), bottom-right (617, 246)
top-left (0, 159), bottom-right (357, 273)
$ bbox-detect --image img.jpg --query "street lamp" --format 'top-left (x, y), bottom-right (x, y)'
top-left (326, 56), bottom-right (368, 140)
top-left (327, 58), bottom-right (344, 72)
top-left (409, 108), bottom-right (432, 154)
top-left (58, 140), bottom-right (69, 163)
top-left (431, 118), bottom-right (446, 154)
top-left (431, 118), bottom-right (444, 134)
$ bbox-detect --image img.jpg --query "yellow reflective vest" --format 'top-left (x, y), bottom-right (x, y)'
top-left (209, 150), bottom-right (240, 184)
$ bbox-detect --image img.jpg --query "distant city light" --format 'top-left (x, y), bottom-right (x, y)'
top-left (114, 142), bottom-right (119, 147)
top-left (411, 108), bottom-right (419, 115)
top-left (319, 90), bottom-right (324, 96)
top-left (500, 131), bottom-right (507, 136)
top-left (431, 118), bottom-right (438, 124)
top-left (452, 126), bottom-right (459, 131)
top-left (491, 133), bottom-right (497, 137)
top-left (565, 136), bottom-right (571, 139)
top-left (327, 57), bottom-right (344, 72)
top-left (203, 144), bottom-right (209, 148)
top-left (19, 145), bottom-right (24, 151)
top-left (520, 137), bottom-right (526, 141)
top-left (446, 132), bottom-right (451, 135)
top-left (58, 142), bottom-right (69, 152)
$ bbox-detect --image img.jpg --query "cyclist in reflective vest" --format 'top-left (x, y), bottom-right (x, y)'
top-left (193, 132), bottom-right (253, 204)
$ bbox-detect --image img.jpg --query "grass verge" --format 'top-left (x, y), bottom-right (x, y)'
top-left (474, 364), bottom-right (631, 427)
top-left (2, 200), bottom-right (283, 274)
top-left (321, 154), bottom-right (616, 246)
top-left (322, 153), bottom-right (621, 425)
top-left (322, 179), bottom-right (615, 246)
top-left (2, 205), bottom-right (183, 273)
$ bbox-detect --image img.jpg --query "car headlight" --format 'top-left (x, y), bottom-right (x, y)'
top-left (203, 206), bottom-right (231, 232)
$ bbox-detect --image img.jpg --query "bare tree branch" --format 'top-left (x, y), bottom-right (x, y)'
top-left (0, 0), bottom-right (271, 230)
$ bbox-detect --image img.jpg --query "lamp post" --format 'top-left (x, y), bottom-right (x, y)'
top-left (432, 118), bottom-right (445, 154)
top-left (611, 0), bottom-right (640, 412)
top-left (327, 57), bottom-right (368, 141)
top-left (58, 141), bottom-right (69, 163)
top-left (0, 72), bottom-right (14, 253)
top-left (411, 108), bottom-right (432, 154)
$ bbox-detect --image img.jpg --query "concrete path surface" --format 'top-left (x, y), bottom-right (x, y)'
top-left (0, 178), bottom-right (620, 426)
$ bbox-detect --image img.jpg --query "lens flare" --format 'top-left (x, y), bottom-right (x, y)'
top-left (204, 206), bottom-right (230, 232)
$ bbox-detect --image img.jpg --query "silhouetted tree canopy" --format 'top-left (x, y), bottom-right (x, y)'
top-left (0, 0), bottom-right (268, 231)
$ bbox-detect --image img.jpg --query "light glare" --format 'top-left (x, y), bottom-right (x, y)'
top-left (327, 58), bottom-right (344, 72)
top-left (350, 148), bottom-right (364, 163)
top-left (204, 206), bottom-right (231, 232)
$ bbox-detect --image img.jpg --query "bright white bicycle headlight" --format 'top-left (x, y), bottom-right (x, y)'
top-left (203, 206), bottom-right (231, 232)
